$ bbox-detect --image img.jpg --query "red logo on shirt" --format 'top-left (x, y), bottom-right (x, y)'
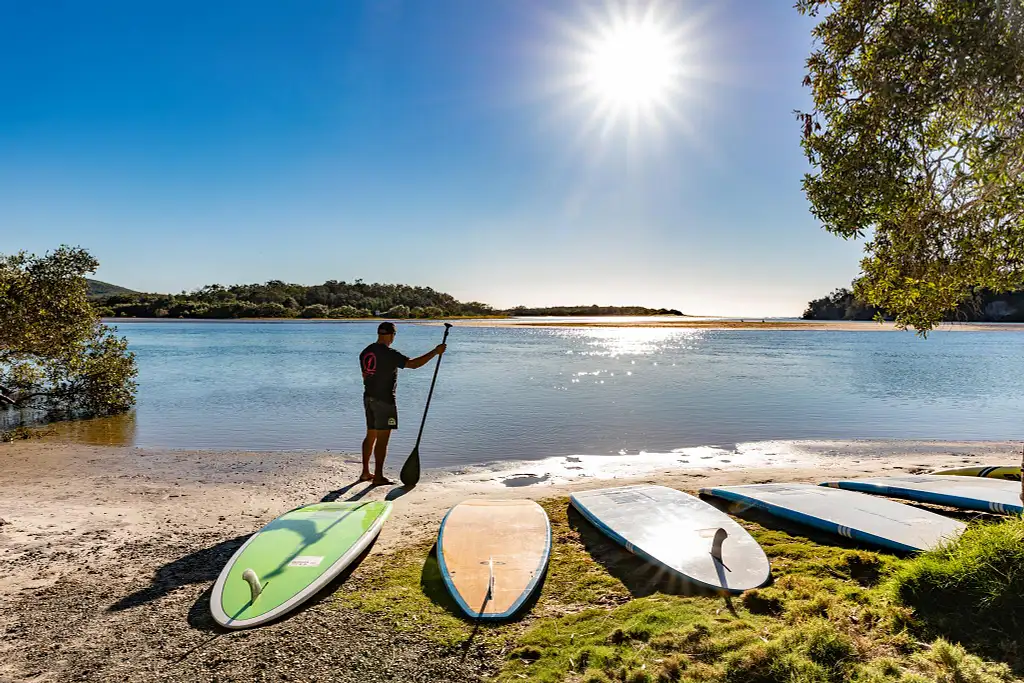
top-left (362, 352), bottom-right (377, 376)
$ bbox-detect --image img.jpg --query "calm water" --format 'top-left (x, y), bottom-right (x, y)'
top-left (19, 321), bottom-right (1024, 466)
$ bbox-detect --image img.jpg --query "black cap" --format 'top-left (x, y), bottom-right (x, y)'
top-left (377, 321), bottom-right (396, 335)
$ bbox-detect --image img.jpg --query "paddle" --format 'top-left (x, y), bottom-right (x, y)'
top-left (399, 323), bottom-right (453, 488)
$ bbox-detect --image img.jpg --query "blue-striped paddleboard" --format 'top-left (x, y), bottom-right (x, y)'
top-left (436, 500), bottom-right (550, 621)
top-left (821, 475), bottom-right (1023, 515)
top-left (570, 485), bottom-right (770, 592)
top-left (700, 483), bottom-right (965, 553)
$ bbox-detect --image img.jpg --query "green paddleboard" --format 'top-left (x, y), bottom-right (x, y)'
top-left (211, 501), bottom-right (391, 629)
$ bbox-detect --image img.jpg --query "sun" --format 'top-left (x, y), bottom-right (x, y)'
top-left (535, 1), bottom-right (720, 155)
top-left (582, 18), bottom-right (680, 113)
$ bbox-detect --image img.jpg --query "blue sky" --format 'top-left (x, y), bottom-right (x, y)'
top-left (0, 0), bottom-right (864, 316)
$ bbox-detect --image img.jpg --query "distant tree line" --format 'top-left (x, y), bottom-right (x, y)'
top-left (91, 280), bottom-right (496, 320)
top-left (89, 280), bottom-right (686, 320)
top-left (507, 305), bottom-right (684, 317)
top-left (804, 286), bottom-right (1024, 322)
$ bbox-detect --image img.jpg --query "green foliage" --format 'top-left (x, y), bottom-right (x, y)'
top-left (804, 283), bottom-right (1024, 322)
top-left (257, 301), bottom-right (293, 318)
top-left (910, 639), bottom-right (1014, 683)
top-left (327, 305), bottom-right (368, 318)
top-left (89, 280), bottom-right (683, 320)
top-left (803, 288), bottom-right (886, 321)
top-left (0, 247), bottom-right (137, 417)
top-left (92, 279), bottom-right (495, 319)
top-left (299, 304), bottom-right (330, 319)
top-left (889, 518), bottom-right (1024, 661)
top-left (797, 0), bottom-right (1024, 333)
top-left (509, 304), bottom-right (685, 316)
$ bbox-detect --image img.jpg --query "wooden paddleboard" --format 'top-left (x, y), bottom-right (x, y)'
top-left (822, 475), bottom-right (1023, 515)
top-left (211, 501), bottom-right (391, 629)
top-left (930, 465), bottom-right (1021, 481)
top-left (701, 483), bottom-right (965, 552)
top-left (571, 485), bottom-right (770, 592)
top-left (436, 500), bottom-right (550, 621)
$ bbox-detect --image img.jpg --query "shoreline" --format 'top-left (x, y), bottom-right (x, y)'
top-left (98, 316), bottom-right (1024, 331)
top-left (2, 439), bottom-right (1020, 680)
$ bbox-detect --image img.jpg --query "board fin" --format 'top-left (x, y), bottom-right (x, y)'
top-left (242, 568), bottom-right (263, 602)
top-left (711, 528), bottom-right (728, 561)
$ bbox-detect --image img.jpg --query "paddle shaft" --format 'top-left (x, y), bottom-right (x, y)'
top-left (412, 323), bottom-right (452, 450)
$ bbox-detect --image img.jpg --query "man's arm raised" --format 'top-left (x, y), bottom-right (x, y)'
top-left (405, 344), bottom-right (446, 369)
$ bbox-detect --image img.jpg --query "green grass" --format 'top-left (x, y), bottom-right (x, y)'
top-left (888, 518), bottom-right (1024, 666)
top-left (334, 496), bottom-right (1020, 682)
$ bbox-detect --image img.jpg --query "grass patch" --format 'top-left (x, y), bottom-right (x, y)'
top-left (334, 495), bottom-right (1020, 681)
top-left (889, 518), bottom-right (1024, 665)
top-left (334, 499), bottom-right (633, 649)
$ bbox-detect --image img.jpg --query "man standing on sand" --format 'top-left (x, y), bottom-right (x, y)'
top-left (358, 321), bottom-right (446, 485)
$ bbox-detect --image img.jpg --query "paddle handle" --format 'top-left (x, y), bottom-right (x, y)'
top-left (413, 324), bottom-right (451, 449)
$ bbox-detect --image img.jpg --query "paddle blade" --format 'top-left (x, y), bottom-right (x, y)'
top-left (400, 447), bottom-right (420, 488)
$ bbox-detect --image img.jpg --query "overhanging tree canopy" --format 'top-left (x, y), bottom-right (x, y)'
top-left (797, 0), bottom-right (1024, 332)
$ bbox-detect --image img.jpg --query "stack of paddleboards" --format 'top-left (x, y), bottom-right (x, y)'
top-left (211, 501), bottom-right (392, 629)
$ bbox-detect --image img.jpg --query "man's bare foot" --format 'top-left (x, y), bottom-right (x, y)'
top-left (358, 472), bottom-right (373, 482)
top-left (372, 476), bottom-right (394, 486)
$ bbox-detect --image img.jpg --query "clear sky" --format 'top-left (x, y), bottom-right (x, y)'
top-left (0, 0), bottom-right (865, 316)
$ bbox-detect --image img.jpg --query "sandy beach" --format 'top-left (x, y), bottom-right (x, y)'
top-left (0, 439), bottom-right (1019, 682)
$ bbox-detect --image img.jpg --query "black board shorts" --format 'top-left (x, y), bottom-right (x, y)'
top-left (364, 396), bottom-right (398, 430)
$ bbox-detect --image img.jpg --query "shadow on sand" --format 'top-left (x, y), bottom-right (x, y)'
top-left (182, 536), bottom-right (379, 634)
top-left (321, 480), bottom-right (384, 503)
top-left (108, 534), bottom-right (252, 614)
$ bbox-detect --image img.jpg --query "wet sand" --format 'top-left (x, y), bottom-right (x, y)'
top-left (1, 439), bottom-right (1019, 681)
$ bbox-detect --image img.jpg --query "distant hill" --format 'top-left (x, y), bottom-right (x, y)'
top-left (86, 279), bottom-right (138, 299)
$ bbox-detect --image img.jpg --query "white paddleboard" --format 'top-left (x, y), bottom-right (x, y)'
top-left (570, 485), bottom-right (770, 592)
top-left (701, 483), bottom-right (965, 552)
top-left (821, 475), bottom-right (1023, 515)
